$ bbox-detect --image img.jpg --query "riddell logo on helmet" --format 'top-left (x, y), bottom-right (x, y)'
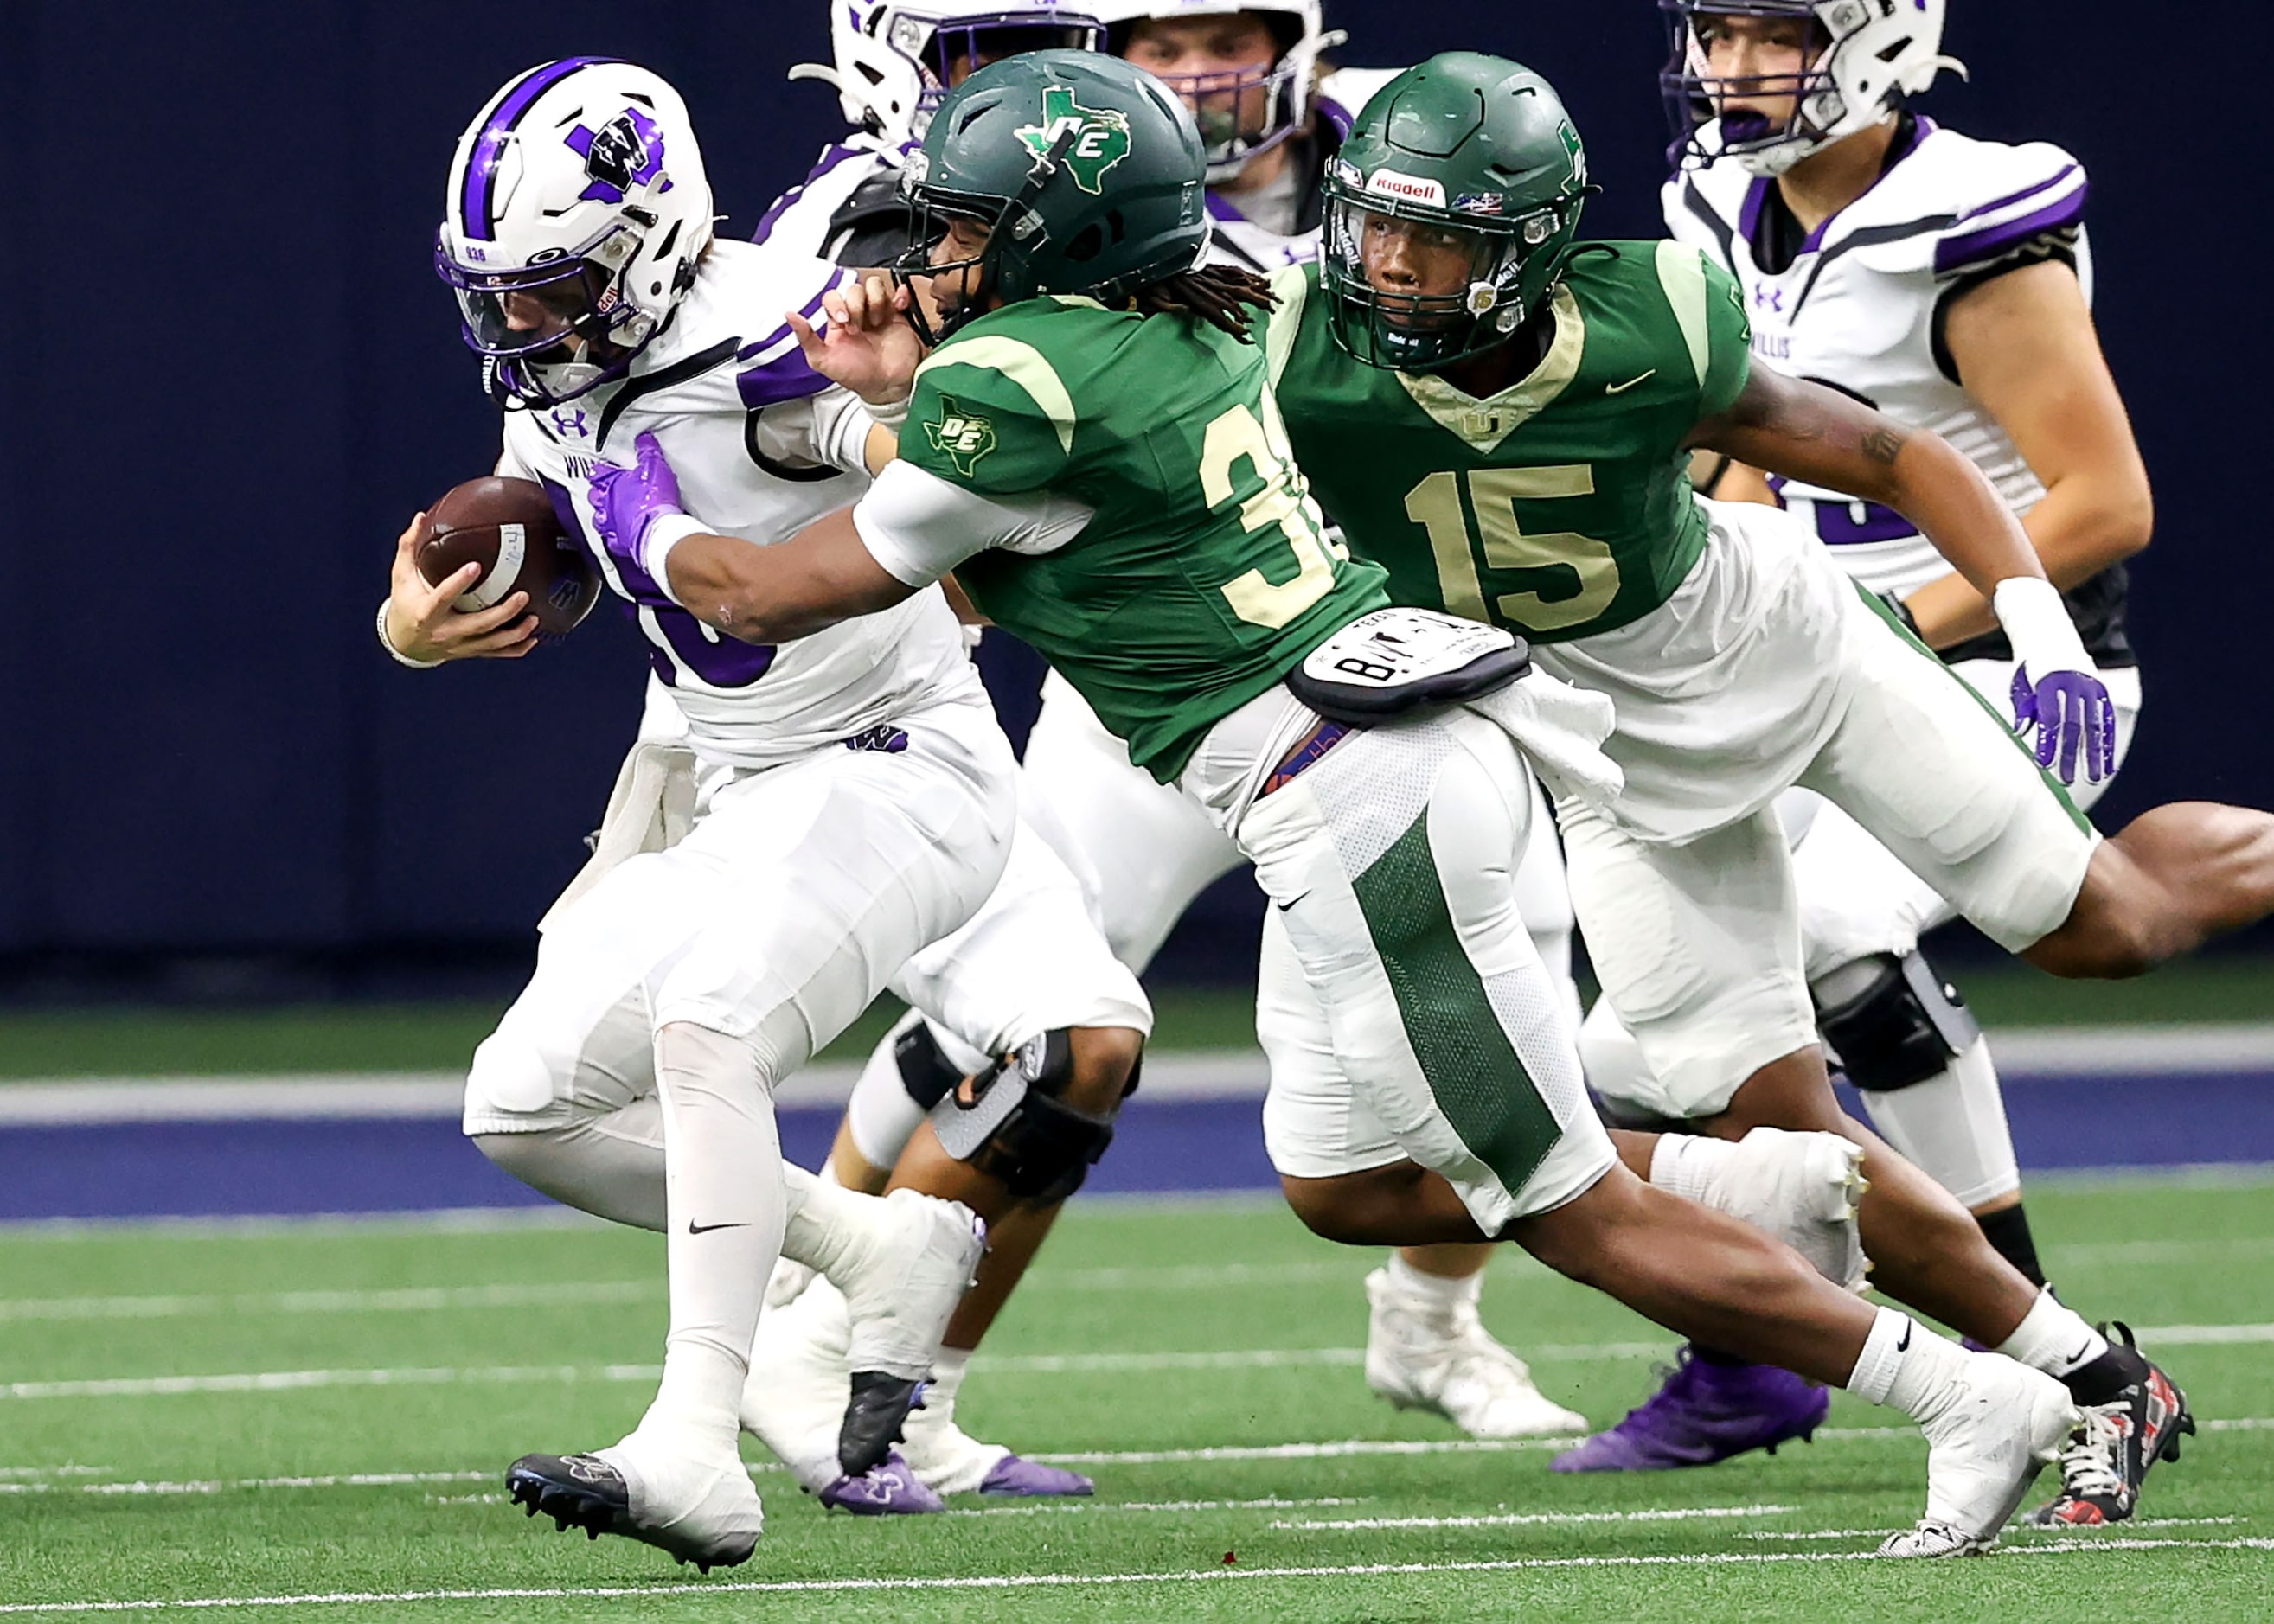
top-left (1364, 170), bottom-right (1448, 207)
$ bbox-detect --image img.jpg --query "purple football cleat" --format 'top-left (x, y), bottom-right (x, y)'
top-left (817, 1452), bottom-right (944, 1516)
top-left (1551, 1348), bottom-right (1829, 1473)
top-left (977, 1455), bottom-right (1095, 1498)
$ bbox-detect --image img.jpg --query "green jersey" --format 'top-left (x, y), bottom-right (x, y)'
top-left (1265, 242), bottom-right (1752, 643)
top-left (900, 295), bottom-right (1389, 781)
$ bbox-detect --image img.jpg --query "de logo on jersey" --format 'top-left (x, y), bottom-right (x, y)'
top-left (1015, 87), bottom-right (1131, 195)
top-left (924, 396), bottom-right (998, 476)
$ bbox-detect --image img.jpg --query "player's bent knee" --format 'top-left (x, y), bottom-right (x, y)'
top-left (932, 1027), bottom-right (1142, 1203)
top-left (1279, 1173), bottom-right (1383, 1244)
top-left (1811, 950), bottom-right (1980, 1093)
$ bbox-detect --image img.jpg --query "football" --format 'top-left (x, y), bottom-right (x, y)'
top-left (414, 476), bottom-right (601, 639)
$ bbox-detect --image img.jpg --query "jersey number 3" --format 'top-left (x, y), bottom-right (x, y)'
top-left (1404, 467), bottom-right (1621, 634)
top-left (1202, 395), bottom-right (1348, 630)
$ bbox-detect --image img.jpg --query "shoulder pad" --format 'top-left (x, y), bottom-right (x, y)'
top-left (1829, 126), bottom-right (2088, 278)
top-left (1662, 160), bottom-right (1754, 272)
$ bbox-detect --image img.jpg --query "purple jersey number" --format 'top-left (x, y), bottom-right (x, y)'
top-left (543, 475), bottom-right (776, 688)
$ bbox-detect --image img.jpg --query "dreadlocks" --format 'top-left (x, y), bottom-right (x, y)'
top-left (1127, 265), bottom-right (1279, 343)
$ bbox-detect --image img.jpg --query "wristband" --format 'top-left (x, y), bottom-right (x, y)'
top-left (637, 513), bottom-right (707, 607)
top-left (1992, 576), bottom-right (2090, 672)
top-left (865, 393), bottom-right (912, 432)
top-left (377, 600), bottom-right (444, 669)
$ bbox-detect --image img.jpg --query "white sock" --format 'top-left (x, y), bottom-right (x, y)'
top-left (1384, 1251), bottom-right (1484, 1312)
top-left (924, 1347), bottom-right (973, 1425)
top-left (1648, 1133), bottom-right (1735, 1206)
top-left (1845, 1305), bottom-right (1970, 1420)
top-left (642, 1022), bottom-right (785, 1450)
top-left (777, 1163), bottom-right (877, 1279)
top-left (1997, 1285), bottom-right (2109, 1379)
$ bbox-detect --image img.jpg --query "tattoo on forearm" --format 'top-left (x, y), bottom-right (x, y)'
top-left (1862, 425), bottom-right (1910, 466)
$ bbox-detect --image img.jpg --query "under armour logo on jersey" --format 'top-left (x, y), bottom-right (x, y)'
top-left (1014, 86), bottom-right (1132, 195)
top-left (923, 395), bottom-right (999, 477)
top-left (1753, 283), bottom-right (1786, 314)
top-left (567, 107), bottom-right (673, 205)
top-left (550, 407), bottom-right (590, 438)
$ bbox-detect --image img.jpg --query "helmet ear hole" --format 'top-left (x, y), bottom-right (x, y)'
top-left (1063, 211), bottom-right (1129, 265)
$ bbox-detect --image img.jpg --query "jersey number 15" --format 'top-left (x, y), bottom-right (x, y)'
top-left (1404, 467), bottom-right (1622, 634)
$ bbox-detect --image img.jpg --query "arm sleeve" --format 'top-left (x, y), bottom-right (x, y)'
top-left (1696, 253), bottom-right (1753, 419)
top-left (752, 385), bottom-right (877, 477)
top-left (900, 345), bottom-right (1077, 496)
top-left (853, 459), bottom-right (1093, 587)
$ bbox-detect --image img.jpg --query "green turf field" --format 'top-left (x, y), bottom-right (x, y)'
top-left (3, 1177), bottom-right (2271, 1619)
top-left (2, 953), bottom-right (2269, 1078)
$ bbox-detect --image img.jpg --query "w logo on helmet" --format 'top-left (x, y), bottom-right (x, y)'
top-left (1014, 86), bottom-right (1132, 195)
top-left (567, 107), bottom-right (672, 205)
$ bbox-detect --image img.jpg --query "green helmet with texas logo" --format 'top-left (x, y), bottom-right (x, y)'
top-left (1323, 53), bottom-right (1592, 371)
top-left (898, 49), bottom-right (1209, 338)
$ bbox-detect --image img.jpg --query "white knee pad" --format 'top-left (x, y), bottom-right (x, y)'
top-left (1857, 1039), bottom-right (2022, 1211)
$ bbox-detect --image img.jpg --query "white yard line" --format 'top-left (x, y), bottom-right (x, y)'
top-left (2, 1022), bottom-right (2267, 1128)
top-left (11, 1324), bottom-right (2267, 1400)
top-left (943, 1496), bottom-right (1365, 1519)
top-left (0, 1261), bottom-right (1361, 1322)
top-left (0, 1052), bottom-right (1272, 1128)
top-left (3, 1540), bottom-right (2271, 1614)
top-left (8, 1419), bottom-right (2272, 1496)
top-left (1272, 1504), bottom-right (1797, 1531)
top-left (1742, 1517), bottom-right (2244, 1541)
top-left (0, 1281), bottom-right (659, 1323)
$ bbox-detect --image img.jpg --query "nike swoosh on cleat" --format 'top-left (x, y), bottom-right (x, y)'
top-left (687, 1220), bottom-right (749, 1235)
top-left (1605, 370), bottom-right (1657, 395)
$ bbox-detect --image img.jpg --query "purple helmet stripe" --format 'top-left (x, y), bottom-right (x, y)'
top-left (460, 56), bottom-right (617, 242)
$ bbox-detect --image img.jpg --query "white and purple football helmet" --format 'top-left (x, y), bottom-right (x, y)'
top-left (1090, 2), bottom-right (1342, 182)
top-left (1663, 0), bottom-right (1964, 176)
top-left (437, 59), bottom-right (715, 406)
top-left (791, 3), bottom-right (1109, 150)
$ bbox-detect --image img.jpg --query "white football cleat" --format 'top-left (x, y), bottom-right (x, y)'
top-left (1363, 1267), bottom-right (1590, 1438)
top-left (507, 1428), bottom-right (763, 1572)
top-left (836, 1189), bottom-right (986, 1380)
top-left (1701, 1128), bottom-right (1870, 1292)
top-left (740, 1277), bottom-right (853, 1495)
top-left (1878, 1350), bottom-right (2077, 1557)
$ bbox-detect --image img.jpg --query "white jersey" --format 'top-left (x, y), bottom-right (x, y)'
top-left (500, 240), bottom-right (977, 772)
top-left (1662, 117), bottom-right (2091, 604)
top-left (1200, 67), bottom-right (1397, 271)
top-left (753, 67), bottom-right (1400, 273)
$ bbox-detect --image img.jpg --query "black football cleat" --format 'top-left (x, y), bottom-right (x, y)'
top-left (505, 1450), bottom-right (758, 1574)
top-left (839, 1371), bottom-right (926, 1478)
top-left (2027, 1323), bottom-right (2195, 1528)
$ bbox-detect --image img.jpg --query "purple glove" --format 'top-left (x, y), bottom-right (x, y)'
top-left (2010, 663), bottom-right (2117, 787)
top-left (586, 430), bottom-right (686, 597)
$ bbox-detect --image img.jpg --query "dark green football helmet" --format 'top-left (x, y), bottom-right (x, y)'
top-left (896, 49), bottom-right (1209, 341)
top-left (1322, 53), bottom-right (1592, 372)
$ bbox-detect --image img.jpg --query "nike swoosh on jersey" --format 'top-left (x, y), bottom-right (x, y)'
top-left (687, 1220), bottom-right (749, 1235)
top-left (1605, 370), bottom-right (1658, 395)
